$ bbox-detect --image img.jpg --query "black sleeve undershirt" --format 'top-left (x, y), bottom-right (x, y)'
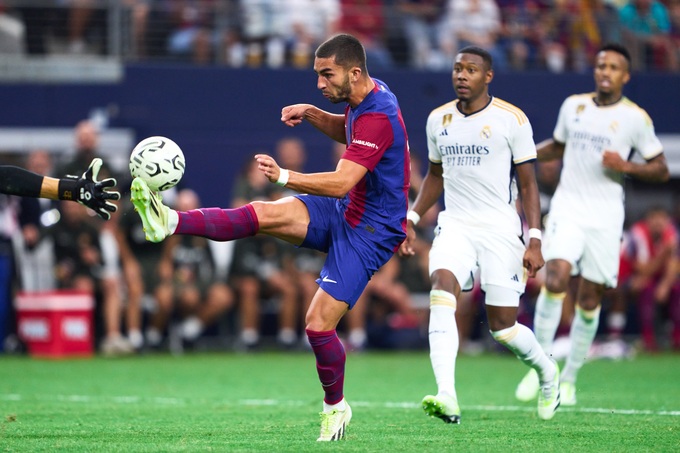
top-left (0, 165), bottom-right (44, 198)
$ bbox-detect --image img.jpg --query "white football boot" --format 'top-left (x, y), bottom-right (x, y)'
top-left (130, 177), bottom-right (170, 243)
top-left (317, 401), bottom-right (352, 441)
top-left (422, 394), bottom-right (461, 424)
top-left (537, 360), bottom-right (561, 420)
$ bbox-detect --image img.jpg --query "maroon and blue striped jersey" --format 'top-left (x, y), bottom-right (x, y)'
top-left (338, 78), bottom-right (410, 252)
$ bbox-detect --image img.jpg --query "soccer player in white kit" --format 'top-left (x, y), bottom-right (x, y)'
top-left (400, 46), bottom-right (560, 422)
top-left (515, 43), bottom-right (670, 406)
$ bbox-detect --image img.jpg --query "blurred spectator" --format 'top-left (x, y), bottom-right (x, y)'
top-left (449, 0), bottom-right (508, 71)
top-left (272, 137), bottom-right (328, 348)
top-left (110, 200), bottom-right (150, 351)
top-left (230, 157), bottom-right (299, 349)
top-left (561, 0), bottom-right (604, 72)
top-left (338, 0), bottom-right (394, 70)
top-left (364, 255), bottom-right (424, 347)
top-left (127, 0), bottom-right (153, 59)
top-left (625, 206), bottom-right (680, 351)
top-left (619, 0), bottom-right (678, 71)
top-left (48, 201), bottom-right (133, 356)
top-left (56, 120), bottom-right (120, 188)
top-left (66, 0), bottom-right (102, 54)
top-left (12, 150), bottom-right (58, 292)
top-left (239, 0), bottom-right (287, 68)
top-left (594, 0), bottom-right (623, 45)
top-left (151, 189), bottom-right (234, 351)
top-left (15, 3), bottom-right (52, 55)
top-left (0, 190), bottom-right (20, 353)
top-left (669, 0), bottom-right (680, 66)
top-left (165, 0), bottom-right (217, 64)
top-left (115, 187), bottom-right (177, 351)
top-left (283, 0), bottom-right (340, 68)
top-left (0, 2), bottom-right (24, 54)
top-left (602, 229), bottom-right (635, 343)
top-left (498, 0), bottom-right (547, 71)
top-left (395, 0), bottom-right (454, 71)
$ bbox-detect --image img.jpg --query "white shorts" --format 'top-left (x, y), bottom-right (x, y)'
top-left (543, 215), bottom-right (621, 288)
top-left (428, 219), bottom-right (527, 304)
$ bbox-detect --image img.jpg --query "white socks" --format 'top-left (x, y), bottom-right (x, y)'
top-left (168, 209), bottom-right (179, 234)
top-left (562, 305), bottom-right (601, 383)
top-left (492, 323), bottom-right (555, 383)
top-left (428, 290), bottom-right (459, 400)
top-left (323, 397), bottom-right (347, 413)
top-left (533, 288), bottom-right (566, 355)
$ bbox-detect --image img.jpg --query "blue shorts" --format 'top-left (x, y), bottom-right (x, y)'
top-left (295, 195), bottom-right (394, 308)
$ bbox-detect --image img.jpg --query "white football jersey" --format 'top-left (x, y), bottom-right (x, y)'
top-left (550, 93), bottom-right (663, 230)
top-left (426, 97), bottom-right (537, 235)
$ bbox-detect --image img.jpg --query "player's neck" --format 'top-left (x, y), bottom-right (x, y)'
top-left (349, 77), bottom-right (376, 108)
top-left (457, 94), bottom-right (492, 116)
top-left (593, 92), bottom-right (623, 106)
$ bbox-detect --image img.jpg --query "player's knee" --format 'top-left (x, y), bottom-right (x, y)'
top-left (544, 274), bottom-right (569, 294)
top-left (544, 260), bottom-right (571, 292)
top-left (431, 269), bottom-right (459, 295)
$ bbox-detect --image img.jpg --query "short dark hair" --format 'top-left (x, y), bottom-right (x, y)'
top-left (457, 46), bottom-right (493, 70)
top-left (599, 43), bottom-right (631, 69)
top-left (316, 33), bottom-right (367, 72)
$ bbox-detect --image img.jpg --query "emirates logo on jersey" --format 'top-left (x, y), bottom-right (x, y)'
top-left (480, 126), bottom-right (492, 139)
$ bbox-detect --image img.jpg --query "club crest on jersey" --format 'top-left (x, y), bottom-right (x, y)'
top-left (480, 126), bottom-right (492, 139)
top-left (609, 121), bottom-right (619, 133)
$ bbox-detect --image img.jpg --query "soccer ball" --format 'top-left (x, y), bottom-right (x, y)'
top-left (129, 136), bottom-right (185, 191)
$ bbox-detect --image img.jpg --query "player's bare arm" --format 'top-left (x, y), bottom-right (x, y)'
top-left (515, 161), bottom-right (544, 277)
top-left (281, 104), bottom-right (346, 144)
top-left (602, 152), bottom-right (669, 183)
top-left (399, 162), bottom-right (444, 257)
top-left (255, 153), bottom-right (367, 198)
top-left (535, 138), bottom-right (565, 162)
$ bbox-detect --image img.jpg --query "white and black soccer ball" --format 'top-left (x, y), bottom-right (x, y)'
top-left (129, 136), bottom-right (185, 191)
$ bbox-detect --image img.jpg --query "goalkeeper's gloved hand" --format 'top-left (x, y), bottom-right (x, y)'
top-left (61, 158), bottom-right (121, 220)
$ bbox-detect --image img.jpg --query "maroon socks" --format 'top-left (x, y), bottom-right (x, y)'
top-left (175, 204), bottom-right (258, 241)
top-left (306, 329), bottom-right (346, 405)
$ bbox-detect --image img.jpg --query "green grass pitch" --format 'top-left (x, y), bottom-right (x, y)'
top-left (1, 351), bottom-right (678, 452)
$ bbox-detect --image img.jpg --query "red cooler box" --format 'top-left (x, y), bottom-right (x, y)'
top-left (15, 290), bottom-right (94, 358)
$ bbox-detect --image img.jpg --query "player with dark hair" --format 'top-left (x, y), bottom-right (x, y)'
top-left (515, 43), bottom-right (669, 406)
top-left (0, 158), bottom-right (120, 220)
top-left (130, 33), bottom-right (410, 441)
top-left (400, 45), bottom-right (560, 423)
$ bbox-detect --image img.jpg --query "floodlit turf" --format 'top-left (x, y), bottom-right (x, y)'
top-left (1, 351), bottom-right (678, 452)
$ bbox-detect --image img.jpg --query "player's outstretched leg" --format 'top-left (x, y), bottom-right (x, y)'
top-left (422, 394), bottom-right (461, 424)
top-left (317, 400), bottom-right (352, 441)
top-left (537, 360), bottom-right (561, 420)
top-left (130, 177), bottom-right (171, 243)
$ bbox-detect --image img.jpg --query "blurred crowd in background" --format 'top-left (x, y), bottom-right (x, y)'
top-left (0, 1), bottom-right (679, 358)
top-left (1, 120), bottom-right (679, 359)
top-left (0, 0), bottom-right (679, 73)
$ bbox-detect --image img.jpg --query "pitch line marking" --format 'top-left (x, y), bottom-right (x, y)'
top-left (2, 394), bottom-right (679, 417)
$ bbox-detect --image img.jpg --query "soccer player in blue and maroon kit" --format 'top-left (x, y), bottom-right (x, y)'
top-left (130, 33), bottom-right (411, 441)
